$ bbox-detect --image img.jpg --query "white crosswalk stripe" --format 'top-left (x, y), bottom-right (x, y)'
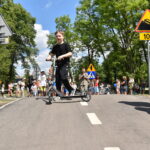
top-left (86, 113), bottom-right (102, 125)
top-left (104, 147), bottom-right (120, 150)
top-left (80, 102), bottom-right (88, 106)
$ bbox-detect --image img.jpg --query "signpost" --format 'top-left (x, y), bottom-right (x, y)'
top-left (135, 9), bottom-right (150, 94)
top-left (87, 64), bottom-right (96, 79)
top-left (0, 14), bottom-right (12, 44)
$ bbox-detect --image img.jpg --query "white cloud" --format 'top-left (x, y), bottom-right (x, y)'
top-left (35, 48), bottom-right (52, 73)
top-left (45, 1), bottom-right (52, 8)
top-left (16, 63), bottom-right (25, 77)
top-left (16, 24), bottom-right (51, 76)
top-left (34, 24), bottom-right (50, 49)
top-left (34, 24), bottom-right (52, 74)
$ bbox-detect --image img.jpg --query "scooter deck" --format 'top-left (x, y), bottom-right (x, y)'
top-left (60, 95), bottom-right (86, 99)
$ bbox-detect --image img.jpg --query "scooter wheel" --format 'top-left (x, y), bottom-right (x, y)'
top-left (47, 90), bottom-right (54, 104)
top-left (81, 93), bottom-right (91, 102)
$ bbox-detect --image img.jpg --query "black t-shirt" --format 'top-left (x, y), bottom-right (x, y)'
top-left (122, 80), bottom-right (127, 86)
top-left (50, 42), bottom-right (72, 67)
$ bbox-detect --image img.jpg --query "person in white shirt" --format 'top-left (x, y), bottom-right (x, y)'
top-left (38, 71), bottom-right (47, 96)
top-left (31, 81), bottom-right (38, 96)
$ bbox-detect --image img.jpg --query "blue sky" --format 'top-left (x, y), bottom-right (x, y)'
top-left (14, 0), bottom-right (80, 32)
top-left (13, 0), bottom-right (81, 76)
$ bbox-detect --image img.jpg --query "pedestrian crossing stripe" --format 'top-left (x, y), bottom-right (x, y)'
top-left (87, 64), bottom-right (96, 71)
top-left (87, 71), bottom-right (96, 79)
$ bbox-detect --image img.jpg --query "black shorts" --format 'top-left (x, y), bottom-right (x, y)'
top-left (56, 65), bottom-right (69, 80)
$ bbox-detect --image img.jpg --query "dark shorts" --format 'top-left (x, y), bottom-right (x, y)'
top-left (122, 85), bottom-right (128, 92)
top-left (56, 65), bottom-right (69, 80)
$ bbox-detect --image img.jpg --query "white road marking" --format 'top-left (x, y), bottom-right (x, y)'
top-left (86, 113), bottom-right (102, 125)
top-left (80, 102), bottom-right (88, 106)
top-left (0, 98), bottom-right (22, 110)
top-left (104, 147), bottom-right (120, 150)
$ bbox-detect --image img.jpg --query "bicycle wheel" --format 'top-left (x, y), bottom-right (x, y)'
top-left (81, 92), bottom-right (91, 102)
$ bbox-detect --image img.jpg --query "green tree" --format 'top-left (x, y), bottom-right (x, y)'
top-left (0, 0), bottom-right (38, 82)
top-left (75, 0), bottom-right (149, 83)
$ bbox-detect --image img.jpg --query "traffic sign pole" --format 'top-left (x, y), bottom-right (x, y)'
top-left (148, 41), bottom-right (150, 94)
top-left (135, 9), bottom-right (150, 94)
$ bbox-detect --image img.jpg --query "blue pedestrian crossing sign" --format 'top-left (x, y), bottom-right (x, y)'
top-left (87, 64), bottom-right (96, 79)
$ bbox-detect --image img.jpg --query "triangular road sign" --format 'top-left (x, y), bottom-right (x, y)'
top-left (87, 64), bottom-right (96, 72)
top-left (0, 14), bottom-right (12, 37)
top-left (135, 9), bottom-right (150, 33)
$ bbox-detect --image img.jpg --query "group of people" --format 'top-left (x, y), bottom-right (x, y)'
top-left (6, 79), bottom-right (26, 97)
top-left (26, 71), bottom-right (78, 97)
top-left (114, 76), bottom-right (144, 95)
top-left (1, 30), bottom-right (146, 99)
top-left (78, 67), bottom-right (112, 95)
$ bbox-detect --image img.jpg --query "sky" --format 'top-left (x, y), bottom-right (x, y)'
top-left (13, 0), bottom-right (80, 76)
top-left (14, 0), bottom-right (79, 32)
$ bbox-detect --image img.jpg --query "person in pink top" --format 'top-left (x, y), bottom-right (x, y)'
top-left (94, 75), bottom-right (100, 95)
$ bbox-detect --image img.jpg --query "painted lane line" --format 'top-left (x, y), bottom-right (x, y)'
top-left (104, 147), bottom-right (120, 150)
top-left (0, 98), bottom-right (22, 110)
top-left (80, 102), bottom-right (88, 106)
top-left (86, 113), bottom-right (102, 125)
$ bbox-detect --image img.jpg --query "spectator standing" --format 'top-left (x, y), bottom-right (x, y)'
top-left (116, 79), bottom-right (120, 94)
top-left (79, 67), bottom-right (89, 92)
top-left (140, 80), bottom-right (146, 94)
top-left (15, 82), bottom-right (21, 97)
top-left (38, 71), bottom-right (47, 96)
top-left (27, 75), bottom-right (34, 97)
top-left (8, 82), bottom-right (13, 97)
top-left (128, 77), bottom-right (134, 95)
top-left (36, 80), bottom-right (41, 96)
top-left (20, 79), bottom-right (26, 97)
top-left (1, 82), bottom-right (5, 97)
top-left (94, 76), bottom-right (100, 95)
top-left (99, 83), bottom-right (105, 94)
top-left (31, 81), bottom-right (38, 96)
top-left (89, 79), bottom-right (95, 95)
top-left (121, 76), bottom-right (128, 95)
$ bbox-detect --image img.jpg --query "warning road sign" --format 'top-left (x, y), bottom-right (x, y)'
top-left (87, 64), bottom-right (96, 72)
top-left (135, 9), bottom-right (150, 33)
top-left (0, 14), bottom-right (12, 37)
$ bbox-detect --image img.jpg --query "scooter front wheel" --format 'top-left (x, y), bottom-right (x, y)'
top-left (81, 92), bottom-right (91, 102)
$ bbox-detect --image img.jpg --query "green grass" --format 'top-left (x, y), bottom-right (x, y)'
top-left (0, 98), bottom-right (16, 107)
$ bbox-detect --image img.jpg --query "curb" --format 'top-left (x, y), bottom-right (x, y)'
top-left (0, 98), bottom-right (23, 110)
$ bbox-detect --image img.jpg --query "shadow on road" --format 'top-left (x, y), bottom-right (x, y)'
top-left (119, 101), bottom-right (150, 114)
top-left (35, 96), bottom-right (81, 105)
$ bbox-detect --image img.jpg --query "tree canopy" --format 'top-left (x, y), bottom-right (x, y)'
top-left (0, 0), bottom-right (38, 83)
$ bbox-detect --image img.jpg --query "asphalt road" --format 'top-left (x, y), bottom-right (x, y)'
top-left (0, 95), bottom-right (150, 150)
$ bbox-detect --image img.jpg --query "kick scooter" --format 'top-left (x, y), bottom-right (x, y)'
top-left (46, 58), bottom-right (91, 104)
